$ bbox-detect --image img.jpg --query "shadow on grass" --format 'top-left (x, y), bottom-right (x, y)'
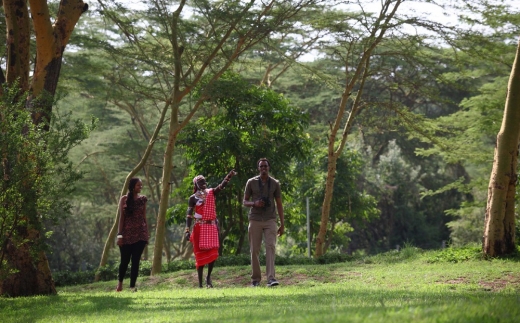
top-left (1, 285), bottom-right (519, 323)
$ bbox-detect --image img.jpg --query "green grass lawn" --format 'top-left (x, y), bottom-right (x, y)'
top-left (1, 249), bottom-right (520, 322)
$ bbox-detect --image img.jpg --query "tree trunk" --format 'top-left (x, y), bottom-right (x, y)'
top-left (4, 0), bottom-right (30, 90)
top-left (315, 154), bottom-right (338, 256)
top-left (0, 230), bottom-right (56, 297)
top-left (482, 37), bottom-right (520, 257)
top-left (163, 235), bottom-right (170, 262)
top-left (181, 242), bottom-right (194, 260)
top-left (28, 0), bottom-right (88, 123)
top-left (151, 106), bottom-right (181, 275)
top-left (0, 0), bottom-right (87, 297)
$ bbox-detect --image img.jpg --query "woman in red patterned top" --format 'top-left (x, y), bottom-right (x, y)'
top-left (116, 177), bottom-right (149, 292)
top-left (185, 170), bottom-right (236, 288)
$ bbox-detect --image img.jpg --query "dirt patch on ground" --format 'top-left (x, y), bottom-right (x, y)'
top-left (443, 277), bottom-right (468, 284)
top-left (479, 274), bottom-right (520, 291)
top-left (435, 274), bottom-right (520, 292)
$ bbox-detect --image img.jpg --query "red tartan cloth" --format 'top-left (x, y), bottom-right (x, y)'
top-left (190, 223), bottom-right (219, 268)
top-left (194, 189), bottom-right (217, 220)
top-left (190, 188), bottom-right (219, 267)
top-left (201, 189), bottom-right (216, 220)
top-left (198, 223), bottom-right (219, 250)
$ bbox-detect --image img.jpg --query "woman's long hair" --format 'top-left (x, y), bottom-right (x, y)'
top-left (125, 178), bottom-right (140, 216)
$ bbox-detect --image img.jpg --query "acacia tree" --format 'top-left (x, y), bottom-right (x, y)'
top-left (307, 0), bottom-right (472, 256)
top-left (0, 0), bottom-right (88, 296)
top-left (483, 37), bottom-right (520, 256)
top-left (95, 0), bottom-right (320, 276)
top-left (310, 0), bottom-right (405, 256)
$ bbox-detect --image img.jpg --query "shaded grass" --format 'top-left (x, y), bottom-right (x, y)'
top-left (1, 249), bottom-right (520, 323)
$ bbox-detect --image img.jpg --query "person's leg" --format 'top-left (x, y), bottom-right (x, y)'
top-left (248, 220), bottom-right (263, 284)
top-left (197, 265), bottom-right (204, 288)
top-left (129, 240), bottom-right (147, 288)
top-left (206, 261), bottom-right (215, 287)
top-left (117, 244), bottom-right (132, 291)
top-left (265, 219), bottom-right (278, 283)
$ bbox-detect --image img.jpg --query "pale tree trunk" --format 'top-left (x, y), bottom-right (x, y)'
top-left (163, 235), bottom-right (171, 262)
top-left (181, 241), bottom-right (194, 260)
top-left (152, 102), bottom-right (181, 274)
top-left (94, 101), bottom-right (169, 281)
top-left (0, 0), bottom-right (87, 297)
top-left (483, 37), bottom-right (520, 257)
top-left (314, 0), bottom-right (401, 257)
top-left (315, 86), bottom-right (359, 256)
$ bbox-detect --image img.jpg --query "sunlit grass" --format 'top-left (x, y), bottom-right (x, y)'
top-left (1, 249), bottom-right (520, 323)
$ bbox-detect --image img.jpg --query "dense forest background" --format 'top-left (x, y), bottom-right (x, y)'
top-left (2, 0), bottom-right (518, 274)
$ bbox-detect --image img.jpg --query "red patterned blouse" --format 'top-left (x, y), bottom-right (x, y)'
top-left (121, 195), bottom-right (149, 245)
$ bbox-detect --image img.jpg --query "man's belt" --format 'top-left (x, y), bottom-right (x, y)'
top-left (195, 219), bottom-right (217, 225)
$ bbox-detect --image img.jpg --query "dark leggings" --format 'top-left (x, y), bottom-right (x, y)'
top-left (118, 240), bottom-right (147, 287)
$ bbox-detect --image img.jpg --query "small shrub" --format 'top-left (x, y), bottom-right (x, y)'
top-left (53, 270), bottom-right (94, 287)
top-left (400, 242), bottom-right (420, 259)
top-left (139, 261), bottom-right (152, 276)
top-left (96, 263), bottom-right (118, 282)
top-left (163, 260), bottom-right (195, 272)
top-left (426, 245), bottom-right (482, 263)
top-left (216, 254), bottom-right (250, 266)
top-left (316, 252), bottom-right (352, 264)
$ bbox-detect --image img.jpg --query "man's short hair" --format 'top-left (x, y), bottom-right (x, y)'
top-left (257, 158), bottom-right (270, 167)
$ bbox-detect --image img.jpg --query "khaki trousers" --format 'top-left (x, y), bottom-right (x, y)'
top-left (248, 219), bottom-right (277, 283)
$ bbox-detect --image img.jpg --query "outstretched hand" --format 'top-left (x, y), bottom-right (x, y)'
top-left (226, 169), bottom-right (237, 181)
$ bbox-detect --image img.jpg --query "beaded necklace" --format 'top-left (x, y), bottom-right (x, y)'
top-left (195, 189), bottom-right (207, 205)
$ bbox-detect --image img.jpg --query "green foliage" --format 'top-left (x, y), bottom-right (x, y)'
top-left (349, 140), bottom-right (461, 253)
top-left (361, 242), bottom-right (422, 264)
top-left (0, 86), bottom-right (95, 279)
top-left (290, 144), bottom-right (379, 256)
top-left (398, 2), bottom-right (520, 245)
top-left (52, 270), bottom-right (96, 287)
top-left (34, 0), bottom-right (520, 266)
top-left (173, 72), bottom-right (312, 254)
top-left (446, 202), bottom-right (486, 246)
top-left (425, 244), bottom-right (483, 263)
top-left (271, 36), bottom-right (478, 256)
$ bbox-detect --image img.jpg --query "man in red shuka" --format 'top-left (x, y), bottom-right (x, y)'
top-left (185, 169), bottom-right (236, 288)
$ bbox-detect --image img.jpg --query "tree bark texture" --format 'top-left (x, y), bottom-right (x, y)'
top-left (483, 37), bottom-right (520, 257)
top-left (4, 0), bottom-right (30, 90)
top-left (28, 0), bottom-right (88, 125)
top-left (0, 229), bottom-right (56, 297)
top-left (0, 0), bottom-right (87, 297)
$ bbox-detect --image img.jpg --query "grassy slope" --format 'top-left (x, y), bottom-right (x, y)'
top-left (1, 248), bottom-right (520, 323)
